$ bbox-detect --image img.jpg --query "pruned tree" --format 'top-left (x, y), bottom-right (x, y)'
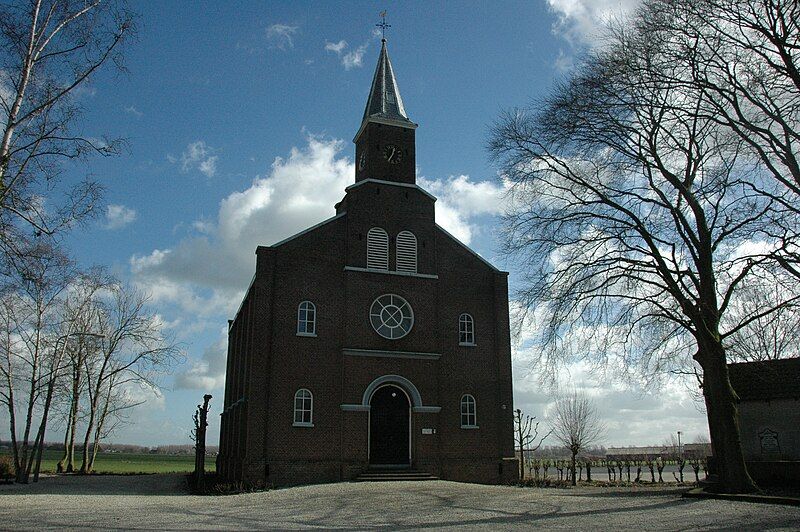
top-left (0, 0), bottom-right (135, 271)
top-left (549, 392), bottom-right (605, 486)
top-left (489, 0), bottom-right (800, 493)
top-left (514, 407), bottom-right (552, 480)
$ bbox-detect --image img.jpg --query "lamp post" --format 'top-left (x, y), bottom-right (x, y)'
top-left (32, 331), bottom-right (104, 482)
top-left (677, 431), bottom-right (683, 459)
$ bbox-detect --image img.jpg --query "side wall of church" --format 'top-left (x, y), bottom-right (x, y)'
top-left (262, 217), bottom-right (349, 486)
top-left (434, 229), bottom-right (518, 484)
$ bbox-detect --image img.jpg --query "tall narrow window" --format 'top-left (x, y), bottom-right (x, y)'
top-left (459, 313), bottom-right (475, 345)
top-left (367, 227), bottom-right (389, 270)
top-left (396, 231), bottom-right (418, 273)
top-left (294, 389), bottom-right (313, 426)
top-left (461, 394), bottom-right (477, 427)
top-left (297, 301), bottom-right (316, 336)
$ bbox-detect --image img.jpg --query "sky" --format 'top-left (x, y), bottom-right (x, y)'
top-left (45, 0), bottom-right (708, 448)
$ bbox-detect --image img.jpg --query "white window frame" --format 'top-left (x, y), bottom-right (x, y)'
top-left (459, 313), bottom-right (476, 346)
top-left (395, 230), bottom-right (418, 273)
top-left (460, 394), bottom-right (478, 428)
top-left (293, 388), bottom-right (314, 427)
top-left (297, 301), bottom-right (317, 337)
top-left (367, 227), bottom-right (389, 270)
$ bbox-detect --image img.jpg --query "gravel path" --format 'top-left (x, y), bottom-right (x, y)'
top-left (0, 474), bottom-right (798, 530)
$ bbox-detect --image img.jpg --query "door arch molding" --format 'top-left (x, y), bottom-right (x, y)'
top-left (362, 374), bottom-right (422, 408)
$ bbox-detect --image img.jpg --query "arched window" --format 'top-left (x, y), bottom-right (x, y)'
top-left (367, 227), bottom-right (389, 270)
top-left (297, 301), bottom-right (316, 336)
top-left (459, 313), bottom-right (475, 345)
top-left (461, 394), bottom-right (477, 428)
top-left (293, 389), bottom-right (313, 426)
top-left (396, 231), bottom-right (418, 273)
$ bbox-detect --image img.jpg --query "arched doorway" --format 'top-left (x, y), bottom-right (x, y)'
top-left (369, 385), bottom-right (410, 466)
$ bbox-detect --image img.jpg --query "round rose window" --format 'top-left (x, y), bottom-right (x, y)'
top-left (370, 294), bottom-right (414, 339)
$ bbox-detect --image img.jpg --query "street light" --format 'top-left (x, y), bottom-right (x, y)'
top-left (32, 331), bottom-right (105, 482)
top-left (677, 431), bottom-right (683, 459)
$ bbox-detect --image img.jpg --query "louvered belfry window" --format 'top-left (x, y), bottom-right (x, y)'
top-left (395, 231), bottom-right (418, 273)
top-left (367, 227), bottom-right (389, 270)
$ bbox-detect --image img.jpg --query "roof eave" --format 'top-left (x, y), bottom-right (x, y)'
top-left (353, 116), bottom-right (419, 143)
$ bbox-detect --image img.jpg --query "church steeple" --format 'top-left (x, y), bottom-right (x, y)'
top-left (361, 40), bottom-right (413, 125)
top-left (354, 38), bottom-right (418, 185)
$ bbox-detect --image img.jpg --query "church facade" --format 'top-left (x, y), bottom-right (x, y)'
top-left (217, 40), bottom-right (518, 487)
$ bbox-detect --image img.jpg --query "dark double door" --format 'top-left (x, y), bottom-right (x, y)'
top-left (369, 385), bottom-right (410, 465)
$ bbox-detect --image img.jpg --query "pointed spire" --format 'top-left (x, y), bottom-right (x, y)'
top-left (361, 40), bottom-right (413, 125)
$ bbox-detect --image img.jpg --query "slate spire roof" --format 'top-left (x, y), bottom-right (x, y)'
top-left (362, 40), bottom-right (414, 125)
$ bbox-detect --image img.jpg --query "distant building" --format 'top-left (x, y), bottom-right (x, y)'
top-left (216, 39), bottom-right (518, 487)
top-left (728, 358), bottom-right (800, 462)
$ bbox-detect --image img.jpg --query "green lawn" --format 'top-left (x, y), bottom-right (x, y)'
top-left (3, 450), bottom-right (215, 474)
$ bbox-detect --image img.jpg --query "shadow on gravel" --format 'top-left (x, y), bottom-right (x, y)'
top-left (569, 488), bottom-right (689, 498)
top-left (0, 473), bottom-right (190, 496)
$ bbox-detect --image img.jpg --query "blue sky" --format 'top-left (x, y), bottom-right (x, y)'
top-left (55, 0), bottom-right (708, 447)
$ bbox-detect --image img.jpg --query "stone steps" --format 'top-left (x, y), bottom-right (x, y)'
top-left (355, 469), bottom-right (439, 482)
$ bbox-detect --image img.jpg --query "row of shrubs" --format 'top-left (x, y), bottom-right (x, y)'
top-left (524, 457), bottom-right (708, 484)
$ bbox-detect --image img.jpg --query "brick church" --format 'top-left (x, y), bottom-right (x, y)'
top-left (217, 38), bottom-right (518, 487)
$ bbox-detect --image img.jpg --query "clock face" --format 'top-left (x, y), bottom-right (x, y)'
top-left (382, 144), bottom-right (403, 165)
top-left (358, 152), bottom-right (366, 170)
top-left (370, 294), bottom-right (413, 339)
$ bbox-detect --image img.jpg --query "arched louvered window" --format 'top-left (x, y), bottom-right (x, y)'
top-left (293, 389), bottom-right (313, 426)
top-left (297, 301), bottom-right (316, 336)
top-left (396, 231), bottom-right (418, 273)
top-left (461, 394), bottom-right (477, 428)
top-left (459, 313), bottom-right (475, 345)
top-left (367, 227), bottom-right (389, 270)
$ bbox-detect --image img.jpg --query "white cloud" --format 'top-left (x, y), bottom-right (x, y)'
top-left (342, 44), bottom-right (368, 70)
top-left (547, 0), bottom-right (640, 45)
top-left (131, 137), bottom-right (499, 317)
top-left (324, 40), bottom-right (347, 54)
top-left (266, 23), bottom-right (299, 50)
top-left (176, 334), bottom-right (227, 390)
top-left (325, 39), bottom-right (368, 70)
top-left (105, 204), bottom-right (137, 230)
top-left (124, 105), bottom-right (143, 117)
top-left (173, 140), bottom-right (218, 178)
top-left (419, 174), bottom-right (506, 245)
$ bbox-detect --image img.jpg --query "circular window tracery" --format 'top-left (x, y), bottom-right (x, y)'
top-left (370, 294), bottom-right (414, 339)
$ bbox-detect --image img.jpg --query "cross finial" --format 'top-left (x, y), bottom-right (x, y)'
top-left (376, 10), bottom-right (391, 42)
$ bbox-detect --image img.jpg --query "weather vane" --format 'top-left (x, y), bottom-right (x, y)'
top-left (376, 10), bottom-right (391, 41)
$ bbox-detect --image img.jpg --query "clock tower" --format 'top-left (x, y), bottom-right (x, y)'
top-left (354, 39), bottom-right (417, 185)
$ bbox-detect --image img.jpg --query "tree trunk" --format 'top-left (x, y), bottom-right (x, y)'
top-left (696, 343), bottom-right (757, 493)
top-left (33, 363), bottom-right (60, 482)
top-left (570, 452), bottom-right (577, 486)
top-left (80, 402), bottom-right (96, 474)
top-left (64, 349), bottom-right (83, 473)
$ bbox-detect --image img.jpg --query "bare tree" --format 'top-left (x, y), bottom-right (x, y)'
top-left (550, 393), bottom-right (605, 486)
top-left (642, 1), bottom-right (799, 198)
top-left (723, 280), bottom-right (800, 361)
top-left (0, 0), bottom-right (135, 270)
top-left (489, 0), bottom-right (799, 493)
top-left (514, 408), bottom-right (552, 480)
top-left (77, 281), bottom-right (181, 473)
top-left (0, 240), bottom-right (72, 482)
top-left (55, 269), bottom-right (109, 473)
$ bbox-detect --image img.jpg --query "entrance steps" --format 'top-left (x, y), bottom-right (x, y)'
top-left (355, 469), bottom-right (439, 482)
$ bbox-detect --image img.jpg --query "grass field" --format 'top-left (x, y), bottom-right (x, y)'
top-left (2, 450), bottom-right (215, 474)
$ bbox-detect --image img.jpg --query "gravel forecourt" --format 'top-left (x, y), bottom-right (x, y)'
top-left (0, 474), bottom-right (798, 530)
